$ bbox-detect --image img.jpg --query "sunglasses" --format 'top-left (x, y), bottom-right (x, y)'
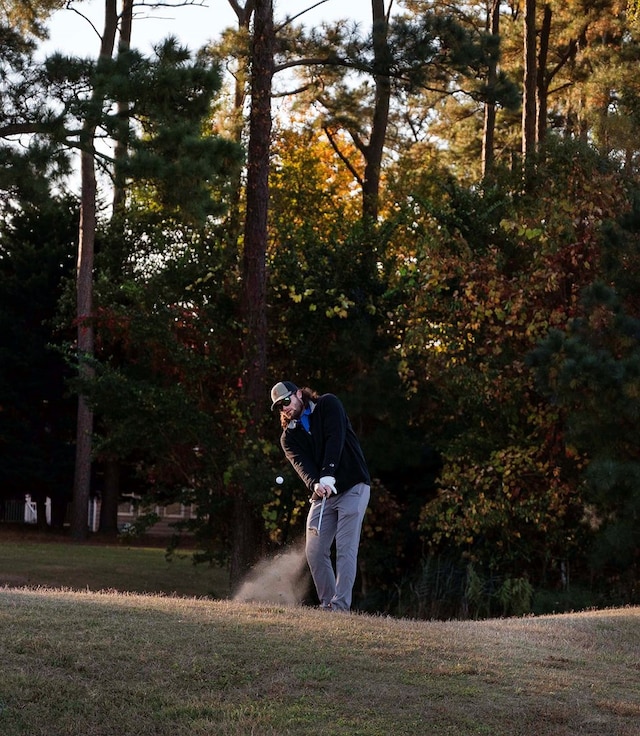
top-left (276, 395), bottom-right (293, 411)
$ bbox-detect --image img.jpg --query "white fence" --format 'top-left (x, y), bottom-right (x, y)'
top-left (3, 494), bottom-right (99, 531)
top-left (2, 494), bottom-right (196, 535)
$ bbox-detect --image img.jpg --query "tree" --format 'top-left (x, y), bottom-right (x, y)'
top-left (112, 0), bottom-right (133, 214)
top-left (71, 0), bottom-right (119, 540)
top-left (482, 0), bottom-right (501, 177)
top-left (88, 47), bottom-right (240, 537)
top-left (228, 0), bottom-right (274, 588)
top-left (490, 0), bottom-right (640, 174)
top-left (522, 0), bottom-right (537, 166)
top-left (215, 0), bottom-right (255, 246)
top-left (102, 21), bottom-right (243, 534)
top-left (0, 0), bottom-right (243, 537)
top-left (529, 284), bottom-right (640, 585)
top-left (358, 0), bottom-right (391, 225)
top-left (86, 212), bottom-right (242, 551)
top-left (0, 197), bottom-right (78, 528)
top-left (291, 0), bottom-right (508, 216)
top-left (0, 0), bottom-right (63, 37)
top-left (383, 138), bottom-right (630, 610)
top-left (0, 3), bottom-right (114, 534)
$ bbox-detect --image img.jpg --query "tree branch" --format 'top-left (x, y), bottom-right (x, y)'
top-left (275, 0), bottom-right (330, 33)
top-left (323, 125), bottom-right (363, 185)
top-left (274, 55), bottom-right (371, 76)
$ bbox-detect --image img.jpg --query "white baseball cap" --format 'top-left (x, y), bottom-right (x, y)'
top-left (270, 381), bottom-right (298, 411)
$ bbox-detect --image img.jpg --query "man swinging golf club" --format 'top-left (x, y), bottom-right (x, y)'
top-left (270, 380), bottom-right (371, 611)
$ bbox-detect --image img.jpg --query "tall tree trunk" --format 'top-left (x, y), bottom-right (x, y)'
top-left (362, 0), bottom-right (391, 226)
top-left (241, 0), bottom-right (271, 421)
top-left (522, 0), bottom-right (537, 168)
top-left (226, 0), bottom-right (255, 247)
top-left (72, 148), bottom-right (97, 540)
top-left (112, 0), bottom-right (133, 213)
top-left (229, 0), bottom-right (274, 589)
top-left (99, 0), bottom-right (134, 535)
top-left (482, 0), bottom-right (500, 178)
top-left (536, 3), bottom-right (552, 146)
top-left (71, 0), bottom-right (118, 540)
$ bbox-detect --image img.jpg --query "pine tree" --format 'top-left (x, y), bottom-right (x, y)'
top-left (530, 282), bottom-right (640, 578)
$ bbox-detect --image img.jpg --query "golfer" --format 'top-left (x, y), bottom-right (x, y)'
top-left (270, 380), bottom-right (371, 611)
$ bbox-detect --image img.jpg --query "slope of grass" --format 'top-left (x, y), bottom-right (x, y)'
top-left (1, 533), bottom-right (639, 734)
top-left (0, 586), bottom-right (638, 736)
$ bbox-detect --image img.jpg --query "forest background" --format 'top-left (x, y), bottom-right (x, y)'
top-left (1, 0), bottom-right (640, 619)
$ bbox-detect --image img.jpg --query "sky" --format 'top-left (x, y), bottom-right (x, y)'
top-left (42, 0), bottom-right (380, 57)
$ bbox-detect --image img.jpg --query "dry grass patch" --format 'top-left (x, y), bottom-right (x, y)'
top-left (0, 587), bottom-right (638, 735)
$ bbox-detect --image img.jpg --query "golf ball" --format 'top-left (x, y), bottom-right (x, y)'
top-left (275, 476), bottom-right (284, 485)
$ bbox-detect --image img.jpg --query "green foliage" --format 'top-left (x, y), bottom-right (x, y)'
top-left (0, 198), bottom-right (77, 513)
top-left (529, 282), bottom-right (640, 573)
top-left (532, 583), bottom-right (607, 616)
top-left (388, 9), bottom-right (510, 102)
top-left (0, 0), bottom-right (64, 38)
top-left (497, 575), bottom-right (534, 617)
top-left (85, 217), bottom-right (244, 554)
top-left (407, 555), bottom-right (468, 619)
top-left (268, 129), bottom-right (395, 392)
top-left (386, 139), bottom-right (633, 599)
top-left (0, 27), bottom-right (73, 210)
top-left (112, 39), bottom-right (244, 223)
top-left (3, 35), bottom-right (242, 225)
top-left (466, 565), bottom-right (534, 618)
top-left (397, 557), bottom-right (534, 619)
top-left (268, 200), bottom-right (416, 483)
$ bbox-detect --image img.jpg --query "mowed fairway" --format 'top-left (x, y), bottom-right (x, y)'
top-left (0, 534), bottom-right (229, 598)
top-left (1, 585), bottom-right (639, 735)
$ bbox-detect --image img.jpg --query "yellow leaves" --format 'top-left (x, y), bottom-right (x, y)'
top-left (499, 218), bottom-right (518, 233)
top-left (279, 283), bottom-right (355, 318)
top-left (283, 285), bottom-right (315, 308)
top-left (270, 126), bottom-right (362, 229)
top-left (325, 292), bottom-right (354, 319)
top-left (524, 227), bottom-right (543, 240)
top-left (499, 219), bottom-right (544, 242)
top-left (326, 306), bottom-right (348, 318)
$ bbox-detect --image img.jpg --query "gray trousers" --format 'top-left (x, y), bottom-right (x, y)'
top-left (305, 482), bottom-right (370, 611)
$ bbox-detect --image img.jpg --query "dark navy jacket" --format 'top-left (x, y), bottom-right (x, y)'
top-left (280, 393), bottom-right (370, 495)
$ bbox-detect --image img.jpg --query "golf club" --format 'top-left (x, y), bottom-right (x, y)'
top-left (308, 495), bottom-right (326, 536)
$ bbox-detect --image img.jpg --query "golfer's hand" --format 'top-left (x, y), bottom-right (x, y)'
top-left (314, 476), bottom-right (337, 496)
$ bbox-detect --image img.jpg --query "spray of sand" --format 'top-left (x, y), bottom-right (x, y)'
top-left (233, 540), bottom-right (310, 606)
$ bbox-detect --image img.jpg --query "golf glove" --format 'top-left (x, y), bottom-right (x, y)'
top-left (318, 476), bottom-right (337, 495)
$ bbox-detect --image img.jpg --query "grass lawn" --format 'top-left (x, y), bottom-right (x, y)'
top-left (0, 528), bottom-right (228, 598)
top-left (0, 531), bottom-right (639, 735)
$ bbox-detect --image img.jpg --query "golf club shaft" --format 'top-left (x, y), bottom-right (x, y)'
top-left (316, 495), bottom-right (326, 533)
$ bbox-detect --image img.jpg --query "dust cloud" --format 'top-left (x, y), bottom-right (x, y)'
top-left (233, 541), bottom-right (310, 606)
